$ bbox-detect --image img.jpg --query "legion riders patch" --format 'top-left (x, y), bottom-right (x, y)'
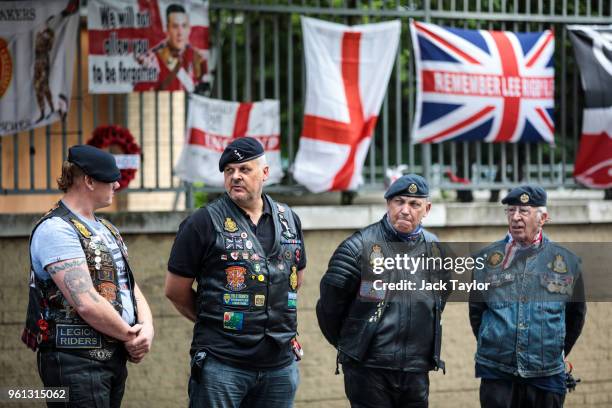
top-left (225, 266), bottom-right (247, 291)
top-left (224, 217), bottom-right (239, 233)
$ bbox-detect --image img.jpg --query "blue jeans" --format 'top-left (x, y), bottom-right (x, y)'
top-left (188, 353), bottom-right (300, 408)
top-left (37, 350), bottom-right (127, 408)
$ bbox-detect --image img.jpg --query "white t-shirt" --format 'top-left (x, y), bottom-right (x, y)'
top-left (30, 205), bottom-right (136, 325)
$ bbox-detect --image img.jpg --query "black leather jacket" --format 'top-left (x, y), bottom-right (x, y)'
top-left (316, 217), bottom-right (448, 372)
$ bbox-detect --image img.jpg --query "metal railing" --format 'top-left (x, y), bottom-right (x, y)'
top-left (1, 0), bottom-right (607, 205)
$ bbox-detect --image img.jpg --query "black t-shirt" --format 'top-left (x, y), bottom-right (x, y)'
top-left (167, 196), bottom-right (307, 369)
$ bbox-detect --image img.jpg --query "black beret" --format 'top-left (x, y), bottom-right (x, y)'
top-left (68, 145), bottom-right (121, 183)
top-left (501, 185), bottom-right (547, 206)
top-left (384, 174), bottom-right (429, 199)
top-left (219, 137), bottom-right (265, 172)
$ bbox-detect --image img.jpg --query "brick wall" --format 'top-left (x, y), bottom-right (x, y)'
top-left (1, 224), bottom-right (611, 407)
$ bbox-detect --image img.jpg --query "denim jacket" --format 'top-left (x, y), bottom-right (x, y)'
top-left (469, 235), bottom-right (584, 378)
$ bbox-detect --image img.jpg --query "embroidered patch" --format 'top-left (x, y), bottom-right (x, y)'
top-left (225, 266), bottom-right (247, 291)
top-left (97, 282), bottom-right (116, 302)
top-left (359, 280), bottom-right (386, 301)
top-left (225, 236), bottom-right (244, 250)
top-left (223, 293), bottom-right (250, 306)
top-left (278, 213), bottom-right (296, 239)
top-left (369, 244), bottom-right (384, 268)
top-left (487, 251), bottom-right (504, 267)
top-left (541, 271), bottom-right (574, 295)
top-left (71, 219), bottom-right (91, 238)
top-left (96, 267), bottom-right (114, 282)
top-left (224, 217), bottom-right (238, 233)
top-left (289, 265), bottom-right (298, 291)
top-left (295, 248), bottom-right (301, 263)
top-left (55, 324), bottom-right (101, 349)
top-left (548, 254), bottom-right (568, 274)
top-left (254, 294), bottom-right (266, 307)
top-left (288, 292), bottom-right (297, 308)
top-left (223, 312), bottom-right (244, 330)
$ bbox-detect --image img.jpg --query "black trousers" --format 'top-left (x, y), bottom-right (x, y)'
top-left (343, 363), bottom-right (429, 408)
top-left (480, 379), bottom-right (566, 408)
top-left (37, 350), bottom-right (128, 408)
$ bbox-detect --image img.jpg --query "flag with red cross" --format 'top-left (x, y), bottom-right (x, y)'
top-left (293, 17), bottom-right (401, 192)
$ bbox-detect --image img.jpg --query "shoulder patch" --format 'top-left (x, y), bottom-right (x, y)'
top-left (70, 219), bottom-right (92, 239)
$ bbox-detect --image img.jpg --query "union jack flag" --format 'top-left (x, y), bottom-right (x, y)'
top-left (410, 21), bottom-right (555, 144)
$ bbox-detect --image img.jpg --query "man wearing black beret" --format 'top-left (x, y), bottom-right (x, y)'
top-left (166, 137), bottom-right (307, 407)
top-left (316, 174), bottom-right (451, 407)
top-left (22, 145), bottom-right (154, 407)
top-left (469, 185), bottom-right (586, 408)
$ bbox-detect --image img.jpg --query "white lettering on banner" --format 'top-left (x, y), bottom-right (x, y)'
top-left (113, 154), bottom-right (140, 170)
top-left (427, 71), bottom-right (554, 99)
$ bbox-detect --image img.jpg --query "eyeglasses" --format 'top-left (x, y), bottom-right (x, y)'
top-left (504, 206), bottom-right (533, 216)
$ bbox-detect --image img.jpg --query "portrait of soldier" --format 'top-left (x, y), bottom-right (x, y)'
top-left (135, 3), bottom-right (208, 92)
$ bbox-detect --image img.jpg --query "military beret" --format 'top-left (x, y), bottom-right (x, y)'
top-left (384, 174), bottom-right (429, 200)
top-left (68, 145), bottom-right (121, 183)
top-left (219, 137), bottom-right (265, 172)
top-left (501, 185), bottom-right (547, 206)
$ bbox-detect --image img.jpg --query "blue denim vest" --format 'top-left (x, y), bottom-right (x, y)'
top-left (473, 235), bottom-right (581, 378)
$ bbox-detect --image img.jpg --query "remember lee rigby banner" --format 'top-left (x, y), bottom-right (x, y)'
top-left (0, 0), bottom-right (79, 136)
top-left (88, 0), bottom-right (209, 93)
top-left (174, 95), bottom-right (284, 186)
top-left (410, 21), bottom-right (555, 144)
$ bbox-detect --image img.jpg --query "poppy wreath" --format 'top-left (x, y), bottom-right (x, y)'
top-left (87, 125), bottom-right (140, 190)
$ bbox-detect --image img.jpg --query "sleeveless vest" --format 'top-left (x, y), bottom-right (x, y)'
top-left (193, 194), bottom-right (302, 352)
top-left (22, 201), bottom-right (138, 361)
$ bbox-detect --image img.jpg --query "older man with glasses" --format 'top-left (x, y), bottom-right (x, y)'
top-left (469, 185), bottom-right (587, 408)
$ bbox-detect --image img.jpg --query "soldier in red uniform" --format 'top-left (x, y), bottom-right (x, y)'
top-left (135, 4), bottom-right (207, 92)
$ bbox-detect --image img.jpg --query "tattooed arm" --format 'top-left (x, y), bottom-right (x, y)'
top-left (46, 258), bottom-right (141, 342)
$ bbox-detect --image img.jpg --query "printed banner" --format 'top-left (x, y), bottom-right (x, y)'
top-left (568, 25), bottom-right (612, 188)
top-left (410, 21), bottom-right (555, 144)
top-left (88, 0), bottom-right (209, 93)
top-left (293, 17), bottom-right (400, 192)
top-left (174, 95), bottom-right (283, 186)
top-left (0, 0), bottom-right (79, 136)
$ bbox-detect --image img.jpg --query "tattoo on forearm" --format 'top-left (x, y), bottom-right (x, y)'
top-left (47, 258), bottom-right (87, 276)
top-left (63, 268), bottom-right (98, 307)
